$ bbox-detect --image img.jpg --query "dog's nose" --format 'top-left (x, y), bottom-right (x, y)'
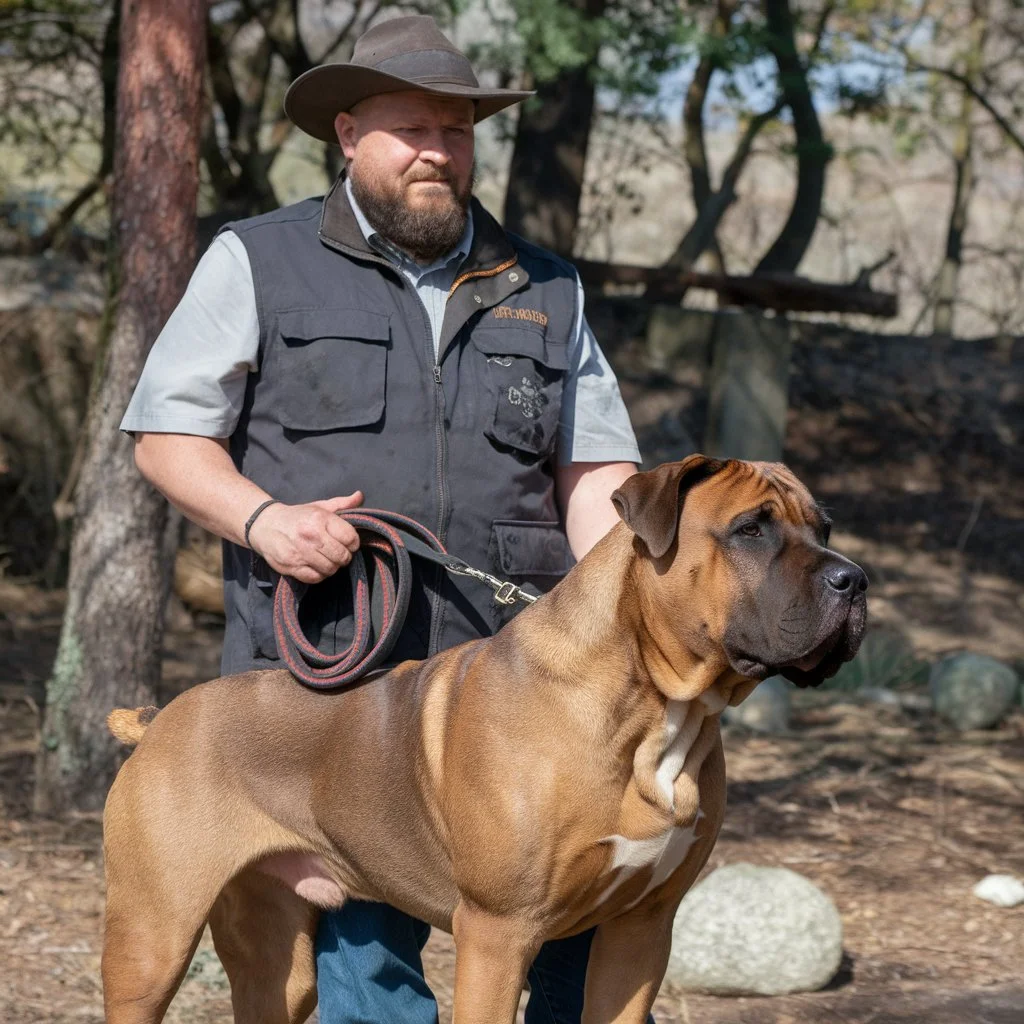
top-left (824, 563), bottom-right (868, 594)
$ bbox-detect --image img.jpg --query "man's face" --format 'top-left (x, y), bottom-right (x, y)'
top-left (335, 91), bottom-right (476, 264)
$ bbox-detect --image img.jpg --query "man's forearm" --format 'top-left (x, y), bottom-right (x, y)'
top-left (133, 433), bottom-right (270, 547)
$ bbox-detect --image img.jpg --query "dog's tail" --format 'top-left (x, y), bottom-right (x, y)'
top-left (107, 706), bottom-right (159, 746)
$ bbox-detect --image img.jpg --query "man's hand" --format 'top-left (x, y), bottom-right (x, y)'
top-left (247, 492), bottom-right (364, 583)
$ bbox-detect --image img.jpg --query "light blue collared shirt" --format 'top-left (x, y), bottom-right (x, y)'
top-left (345, 177), bottom-right (472, 358)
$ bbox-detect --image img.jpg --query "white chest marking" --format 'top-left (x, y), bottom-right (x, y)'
top-left (654, 699), bottom-right (704, 808)
top-left (598, 811), bottom-right (703, 909)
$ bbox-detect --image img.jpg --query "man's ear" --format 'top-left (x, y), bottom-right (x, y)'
top-left (611, 455), bottom-right (726, 558)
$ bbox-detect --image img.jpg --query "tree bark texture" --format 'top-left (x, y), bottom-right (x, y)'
top-left (35, 0), bottom-right (207, 814)
top-left (753, 0), bottom-right (830, 275)
top-left (502, 0), bottom-right (607, 255)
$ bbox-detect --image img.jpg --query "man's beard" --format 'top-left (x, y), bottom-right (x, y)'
top-left (350, 162), bottom-right (475, 265)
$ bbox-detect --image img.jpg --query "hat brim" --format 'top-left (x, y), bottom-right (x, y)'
top-left (284, 65), bottom-right (533, 144)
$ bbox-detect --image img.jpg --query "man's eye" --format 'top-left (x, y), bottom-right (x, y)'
top-left (739, 523), bottom-right (762, 538)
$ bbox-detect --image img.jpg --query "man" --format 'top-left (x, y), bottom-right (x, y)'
top-left (121, 14), bottom-right (644, 1023)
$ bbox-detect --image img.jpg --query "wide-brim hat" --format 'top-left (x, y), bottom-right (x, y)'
top-left (285, 15), bottom-right (533, 143)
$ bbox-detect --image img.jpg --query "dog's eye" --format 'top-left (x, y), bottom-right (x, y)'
top-left (739, 523), bottom-right (762, 538)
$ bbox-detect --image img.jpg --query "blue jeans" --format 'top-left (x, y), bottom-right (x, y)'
top-left (315, 902), bottom-right (656, 1023)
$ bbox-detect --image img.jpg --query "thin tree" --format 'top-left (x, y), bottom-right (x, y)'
top-left (502, 0), bottom-right (609, 255)
top-left (34, 0), bottom-right (207, 814)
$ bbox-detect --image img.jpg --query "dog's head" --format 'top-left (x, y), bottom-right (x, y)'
top-left (612, 455), bottom-right (867, 694)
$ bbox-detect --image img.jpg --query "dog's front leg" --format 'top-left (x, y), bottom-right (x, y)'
top-left (581, 903), bottom-right (675, 1024)
top-left (451, 903), bottom-right (541, 1024)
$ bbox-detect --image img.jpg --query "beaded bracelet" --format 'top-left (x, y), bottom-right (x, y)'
top-left (243, 498), bottom-right (281, 548)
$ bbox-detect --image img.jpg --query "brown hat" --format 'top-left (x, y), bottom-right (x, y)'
top-left (284, 15), bottom-right (533, 143)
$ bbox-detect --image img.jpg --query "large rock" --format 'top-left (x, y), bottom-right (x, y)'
top-left (722, 676), bottom-right (790, 733)
top-left (666, 863), bottom-right (843, 996)
top-left (930, 653), bottom-right (1020, 730)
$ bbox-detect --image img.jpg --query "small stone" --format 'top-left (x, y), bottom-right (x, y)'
top-left (666, 863), bottom-right (843, 995)
top-left (858, 687), bottom-right (902, 706)
top-left (722, 676), bottom-right (790, 733)
top-left (930, 653), bottom-right (1019, 730)
top-left (972, 874), bottom-right (1024, 908)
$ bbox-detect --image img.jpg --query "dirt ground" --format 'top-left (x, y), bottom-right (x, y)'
top-left (1, 327), bottom-right (1022, 1022)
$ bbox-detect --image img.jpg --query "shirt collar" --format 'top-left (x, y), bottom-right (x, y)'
top-left (344, 176), bottom-right (474, 279)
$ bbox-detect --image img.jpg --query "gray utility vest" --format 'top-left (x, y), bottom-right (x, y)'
top-left (220, 176), bottom-right (579, 676)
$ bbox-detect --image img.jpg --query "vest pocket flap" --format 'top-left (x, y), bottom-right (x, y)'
top-left (275, 312), bottom-right (387, 432)
top-left (472, 327), bottom-right (569, 370)
top-left (278, 308), bottom-right (391, 343)
top-left (491, 520), bottom-right (575, 577)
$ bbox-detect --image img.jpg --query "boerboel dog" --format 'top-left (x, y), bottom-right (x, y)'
top-left (101, 455), bottom-right (867, 1023)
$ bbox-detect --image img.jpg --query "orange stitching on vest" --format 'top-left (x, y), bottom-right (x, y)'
top-left (448, 257), bottom-right (518, 297)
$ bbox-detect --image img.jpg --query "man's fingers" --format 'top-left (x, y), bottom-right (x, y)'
top-left (306, 536), bottom-right (349, 575)
top-left (324, 514), bottom-right (361, 552)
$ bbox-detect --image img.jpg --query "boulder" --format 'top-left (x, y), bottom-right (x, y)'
top-left (666, 863), bottom-right (843, 996)
top-left (930, 653), bottom-right (1019, 730)
top-left (722, 676), bottom-right (790, 733)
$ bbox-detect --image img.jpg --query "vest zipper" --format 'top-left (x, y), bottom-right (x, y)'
top-left (317, 233), bottom-right (512, 658)
top-left (429, 355), bottom-right (450, 657)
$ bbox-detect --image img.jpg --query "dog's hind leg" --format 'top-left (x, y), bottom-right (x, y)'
top-left (101, 831), bottom-right (218, 1024)
top-left (100, 756), bottom-right (287, 1023)
top-left (209, 868), bottom-right (319, 1024)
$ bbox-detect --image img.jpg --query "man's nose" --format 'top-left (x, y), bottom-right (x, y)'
top-left (417, 131), bottom-right (452, 164)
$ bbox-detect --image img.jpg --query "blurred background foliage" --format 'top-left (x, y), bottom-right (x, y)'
top-left (3, 1), bottom-right (1023, 338)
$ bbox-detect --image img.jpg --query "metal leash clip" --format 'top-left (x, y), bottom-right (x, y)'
top-left (445, 561), bottom-right (538, 606)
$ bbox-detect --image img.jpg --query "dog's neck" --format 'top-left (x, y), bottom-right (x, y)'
top-left (501, 524), bottom-right (751, 826)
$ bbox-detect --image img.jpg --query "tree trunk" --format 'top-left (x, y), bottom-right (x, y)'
top-left (30, 0), bottom-right (121, 255)
top-left (502, 0), bottom-right (607, 255)
top-left (933, 2), bottom-right (987, 338)
top-left (753, 0), bottom-right (830, 275)
top-left (667, 0), bottom-right (738, 275)
top-left (932, 97), bottom-right (975, 337)
top-left (34, 0), bottom-right (207, 815)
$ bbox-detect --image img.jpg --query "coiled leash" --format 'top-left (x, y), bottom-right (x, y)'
top-left (272, 508), bottom-right (537, 690)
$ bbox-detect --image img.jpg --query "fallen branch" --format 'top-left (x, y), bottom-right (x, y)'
top-left (574, 259), bottom-right (899, 317)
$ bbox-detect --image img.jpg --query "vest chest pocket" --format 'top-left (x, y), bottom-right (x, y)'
top-left (472, 326), bottom-right (569, 458)
top-left (273, 309), bottom-right (389, 432)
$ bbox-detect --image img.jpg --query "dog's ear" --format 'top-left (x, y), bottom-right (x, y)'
top-left (612, 455), bottom-right (726, 558)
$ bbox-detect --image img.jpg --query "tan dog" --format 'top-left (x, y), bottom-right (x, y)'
top-left (101, 456), bottom-right (867, 1024)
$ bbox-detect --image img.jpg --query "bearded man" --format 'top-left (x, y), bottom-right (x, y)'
top-left (121, 14), bottom-right (646, 1024)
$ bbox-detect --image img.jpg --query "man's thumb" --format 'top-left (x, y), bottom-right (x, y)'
top-left (311, 491), bottom-right (364, 513)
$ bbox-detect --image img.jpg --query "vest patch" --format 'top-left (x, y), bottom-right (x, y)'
top-left (507, 375), bottom-right (547, 420)
top-left (493, 305), bottom-right (549, 328)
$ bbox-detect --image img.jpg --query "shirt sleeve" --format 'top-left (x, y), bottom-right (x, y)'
top-left (556, 273), bottom-right (642, 466)
top-left (119, 230), bottom-right (259, 438)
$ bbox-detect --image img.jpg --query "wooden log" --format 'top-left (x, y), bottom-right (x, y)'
top-left (574, 259), bottom-right (898, 318)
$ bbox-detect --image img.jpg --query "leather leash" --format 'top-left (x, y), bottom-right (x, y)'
top-left (273, 508), bottom-right (537, 690)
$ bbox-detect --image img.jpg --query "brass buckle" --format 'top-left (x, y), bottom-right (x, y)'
top-left (493, 581), bottom-right (519, 605)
